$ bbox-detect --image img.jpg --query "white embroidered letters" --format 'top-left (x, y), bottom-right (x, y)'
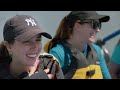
top-left (25, 18), bottom-right (37, 26)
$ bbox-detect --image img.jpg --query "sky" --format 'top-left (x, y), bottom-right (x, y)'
top-left (0, 11), bottom-right (120, 56)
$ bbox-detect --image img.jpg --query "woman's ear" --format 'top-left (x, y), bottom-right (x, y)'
top-left (74, 20), bottom-right (81, 31)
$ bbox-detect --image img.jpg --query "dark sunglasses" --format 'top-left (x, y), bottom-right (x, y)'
top-left (78, 19), bottom-right (102, 29)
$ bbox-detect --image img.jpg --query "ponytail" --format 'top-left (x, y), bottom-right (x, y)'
top-left (0, 41), bottom-right (12, 63)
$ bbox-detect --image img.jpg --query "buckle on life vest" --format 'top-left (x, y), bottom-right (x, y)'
top-left (86, 70), bottom-right (95, 77)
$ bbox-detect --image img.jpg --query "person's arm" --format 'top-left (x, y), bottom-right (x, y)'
top-left (92, 44), bottom-right (111, 79)
top-left (99, 51), bottom-right (111, 79)
top-left (108, 61), bottom-right (120, 79)
top-left (108, 43), bottom-right (120, 79)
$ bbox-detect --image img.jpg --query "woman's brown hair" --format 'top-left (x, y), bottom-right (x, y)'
top-left (0, 41), bottom-right (14, 63)
top-left (45, 14), bottom-right (80, 52)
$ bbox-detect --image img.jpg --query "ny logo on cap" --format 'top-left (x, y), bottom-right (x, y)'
top-left (25, 18), bottom-right (37, 26)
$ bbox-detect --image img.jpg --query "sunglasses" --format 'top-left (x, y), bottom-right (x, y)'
top-left (78, 19), bottom-right (102, 29)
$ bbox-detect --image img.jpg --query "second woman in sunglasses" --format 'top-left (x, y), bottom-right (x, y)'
top-left (44, 11), bottom-right (111, 79)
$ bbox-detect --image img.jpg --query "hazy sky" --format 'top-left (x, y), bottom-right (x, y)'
top-left (0, 11), bottom-right (120, 56)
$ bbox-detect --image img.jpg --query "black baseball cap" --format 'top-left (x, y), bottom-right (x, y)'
top-left (3, 15), bottom-right (52, 42)
top-left (67, 11), bottom-right (110, 22)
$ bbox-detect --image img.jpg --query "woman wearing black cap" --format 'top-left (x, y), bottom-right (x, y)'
top-left (44, 11), bottom-right (111, 79)
top-left (0, 15), bottom-right (64, 79)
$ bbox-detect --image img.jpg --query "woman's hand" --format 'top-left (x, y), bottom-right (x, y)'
top-left (44, 69), bottom-right (53, 79)
top-left (29, 60), bottom-right (53, 79)
top-left (29, 60), bottom-right (40, 77)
